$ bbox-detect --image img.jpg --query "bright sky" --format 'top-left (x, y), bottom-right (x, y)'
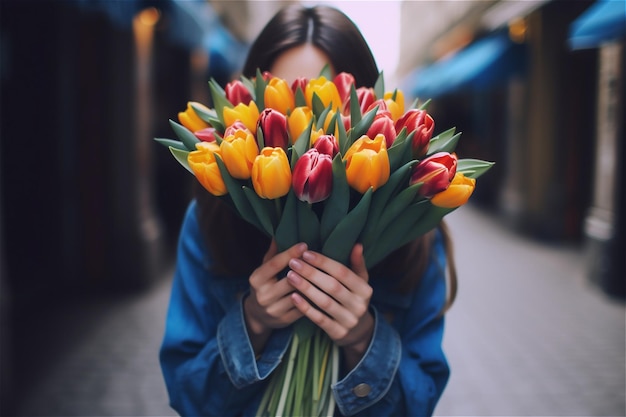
top-left (301, 1), bottom-right (402, 84)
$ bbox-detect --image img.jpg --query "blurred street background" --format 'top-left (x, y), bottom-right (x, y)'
top-left (1, 0), bottom-right (624, 416)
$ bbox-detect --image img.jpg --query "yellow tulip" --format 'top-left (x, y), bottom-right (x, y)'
top-left (252, 147), bottom-right (292, 199)
top-left (288, 106), bottom-right (313, 144)
top-left (343, 134), bottom-right (390, 193)
top-left (178, 101), bottom-right (211, 132)
top-left (309, 128), bottom-right (325, 147)
top-left (187, 142), bottom-right (227, 196)
top-left (223, 100), bottom-right (260, 134)
top-left (306, 76), bottom-right (343, 111)
top-left (220, 129), bottom-right (259, 179)
top-left (265, 77), bottom-right (295, 115)
top-left (383, 90), bottom-right (405, 122)
top-left (431, 172), bottom-right (476, 208)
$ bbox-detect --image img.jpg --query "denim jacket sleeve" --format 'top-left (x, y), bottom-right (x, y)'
top-left (159, 201), bottom-right (292, 416)
top-left (333, 229), bottom-right (450, 417)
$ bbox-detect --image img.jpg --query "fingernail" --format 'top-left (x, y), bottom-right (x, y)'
top-left (287, 271), bottom-right (301, 285)
top-left (302, 251), bottom-right (315, 261)
top-left (289, 258), bottom-right (302, 270)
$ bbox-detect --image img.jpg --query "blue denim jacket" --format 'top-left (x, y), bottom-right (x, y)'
top-left (160, 200), bottom-right (450, 416)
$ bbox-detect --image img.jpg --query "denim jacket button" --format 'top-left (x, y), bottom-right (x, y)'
top-left (352, 383), bottom-right (371, 397)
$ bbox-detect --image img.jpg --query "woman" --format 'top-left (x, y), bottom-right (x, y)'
top-left (160, 4), bottom-right (457, 416)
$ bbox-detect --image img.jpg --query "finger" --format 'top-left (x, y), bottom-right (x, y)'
top-left (299, 250), bottom-right (371, 298)
top-left (251, 242), bottom-right (307, 286)
top-left (286, 270), bottom-right (354, 327)
top-left (349, 244), bottom-right (368, 281)
top-left (291, 292), bottom-right (346, 342)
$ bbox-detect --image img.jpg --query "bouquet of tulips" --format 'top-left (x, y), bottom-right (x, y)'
top-left (156, 66), bottom-right (493, 416)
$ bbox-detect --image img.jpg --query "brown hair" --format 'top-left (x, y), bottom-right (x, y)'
top-left (197, 4), bottom-right (457, 311)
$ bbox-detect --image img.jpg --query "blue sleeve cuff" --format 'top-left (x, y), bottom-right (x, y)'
top-left (217, 296), bottom-right (292, 389)
top-left (332, 307), bottom-right (401, 416)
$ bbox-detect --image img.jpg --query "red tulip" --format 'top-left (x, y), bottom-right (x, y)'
top-left (225, 80), bottom-right (253, 106)
top-left (312, 134), bottom-right (339, 157)
top-left (292, 148), bottom-right (334, 203)
top-left (291, 77), bottom-right (308, 95)
top-left (410, 152), bottom-right (457, 197)
top-left (333, 72), bottom-right (356, 104)
top-left (366, 113), bottom-right (397, 148)
top-left (342, 87), bottom-right (376, 116)
top-left (395, 109), bottom-right (434, 158)
top-left (257, 108), bottom-right (289, 150)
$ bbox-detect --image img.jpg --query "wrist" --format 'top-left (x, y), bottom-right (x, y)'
top-left (243, 296), bottom-right (271, 354)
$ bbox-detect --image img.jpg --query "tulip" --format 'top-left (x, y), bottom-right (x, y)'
top-left (225, 79), bottom-right (253, 106)
top-left (220, 128), bottom-right (259, 179)
top-left (287, 106), bottom-right (313, 144)
top-left (187, 142), bottom-right (227, 196)
top-left (265, 77), bottom-right (295, 115)
top-left (224, 120), bottom-right (250, 138)
top-left (309, 128), bottom-right (325, 148)
top-left (252, 147), bottom-right (292, 199)
top-left (366, 113), bottom-right (397, 148)
top-left (383, 90), bottom-right (405, 121)
top-left (342, 87), bottom-right (376, 117)
top-left (306, 76), bottom-right (342, 111)
top-left (178, 101), bottom-right (211, 133)
top-left (194, 127), bottom-right (217, 142)
top-left (258, 108), bottom-right (289, 150)
top-left (312, 134), bottom-right (339, 157)
top-left (291, 77), bottom-right (308, 95)
top-left (343, 134), bottom-right (390, 193)
top-left (410, 152), bottom-right (458, 197)
top-left (333, 72), bottom-right (356, 104)
top-left (292, 148), bottom-right (333, 203)
top-left (395, 109), bottom-right (434, 158)
top-left (223, 100), bottom-right (260, 134)
top-left (366, 99), bottom-right (393, 119)
top-left (431, 172), bottom-right (476, 208)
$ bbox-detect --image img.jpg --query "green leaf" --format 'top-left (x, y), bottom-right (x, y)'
top-left (191, 102), bottom-right (225, 133)
top-left (169, 147), bottom-right (193, 174)
top-left (427, 128), bottom-right (460, 155)
top-left (336, 110), bottom-right (349, 155)
top-left (155, 137), bottom-right (186, 150)
top-left (457, 158), bottom-right (495, 179)
top-left (297, 200), bottom-right (321, 251)
top-left (275, 191), bottom-right (299, 252)
top-left (322, 188), bottom-right (373, 265)
top-left (311, 93), bottom-right (326, 119)
top-left (365, 183), bottom-right (421, 247)
top-left (315, 103), bottom-right (333, 131)
top-left (241, 75), bottom-right (256, 101)
top-left (374, 71), bottom-right (385, 99)
top-left (349, 84), bottom-right (361, 127)
top-left (257, 127), bottom-right (265, 150)
top-left (214, 156), bottom-right (266, 236)
top-left (387, 131), bottom-right (414, 172)
top-left (418, 98), bottom-right (432, 110)
top-left (208, 78), bottom-right (233, 126)
top-left (325, 111), bottom-right (338, 136)
top-left (169, 119), bottom-right (200, 151)
top-left (349, 105), bottom-right (378, 142)
top-left (242, 186), bottom-right (276, 236)
top-left (319, 64), bottom-right (333, 80)
top-left (320, 155), bottom-right (350, 242)
top-left (293, 119), bottom-right (313, 161)
top-left (295, 86), bottom-right (307, 107)
top-left (255, 68), bottom-right (267, 110)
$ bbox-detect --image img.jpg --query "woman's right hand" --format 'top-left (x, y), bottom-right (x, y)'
top-left (243, 240), bottom-right (307, 354)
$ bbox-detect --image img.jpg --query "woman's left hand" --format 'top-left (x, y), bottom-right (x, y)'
top-left (286, 244), bottom-right (374, 369)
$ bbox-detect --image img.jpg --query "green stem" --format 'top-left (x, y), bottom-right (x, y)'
top-left (275, 333), bottom-right (299, 417)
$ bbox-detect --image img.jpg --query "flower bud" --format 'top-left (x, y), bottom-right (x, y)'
top-left (194, 127), bottom-right (217, 142)
top-left (306, 76), bottom-right (342, 111)
top-left (288, 106), bottom-right (313, 144)
top-left (291, 77), bottom-right (308, 95)
top-left (343, 134), bottom-right (390, 193)
top-left (225, 80), bottom-right (253, 106)
top-left (220, 128), bottom-right (259, 179)
top-left (187, 142), bottom-right (226, 196)
top-left (252, 147), bottom-right (292, 199)
top-left (178, 101), bottom-right (210, 133)
top-left (265, 77), bottom-right (295, 115)
top-left (333, 72), bottom-right (356, 104)
top-left (312, 134), bottom-right (339, 157)
top-left (292, 148), bottom-right (334, 203)
top-left (395, 109), bottom-right (434, 158)
top-left (366, 113), bottom-right (397, 148)
top-left (224, 120), bottom-right (250, 138)
top-left (223, 101), bottom-right (260, 134)
top-left (431, 172), bottom-right (476, 208)
top-left (258, 108), bottom-right (289, 150)
top-left (383, 90), bottom-right (405, 121)
top-left (410, 152), bottom-right (458, 197)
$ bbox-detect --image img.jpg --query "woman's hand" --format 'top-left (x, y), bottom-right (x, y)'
top-left (244, 241), bottom-right (307, 355)
top-left (286, 244), bottom-right (374, 370)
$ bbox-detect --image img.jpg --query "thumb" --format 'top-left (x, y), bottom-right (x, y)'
top-left (350, 244), bottom-right (368, 281)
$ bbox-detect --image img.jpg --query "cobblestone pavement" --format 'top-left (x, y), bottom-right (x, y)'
top-left (12, 205), bottom-right (625, 416)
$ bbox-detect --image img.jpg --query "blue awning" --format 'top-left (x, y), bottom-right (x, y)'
top-left (569, 0), bottom-right (626, 50)
top-left (405, 30), bottom-right (526, 99)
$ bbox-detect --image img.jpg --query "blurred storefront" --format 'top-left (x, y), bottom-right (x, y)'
top-left (399, 0), bottom-right (624, 297)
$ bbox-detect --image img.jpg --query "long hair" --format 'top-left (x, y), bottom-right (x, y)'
top-left (197, 4), bottom-right (457, 311)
